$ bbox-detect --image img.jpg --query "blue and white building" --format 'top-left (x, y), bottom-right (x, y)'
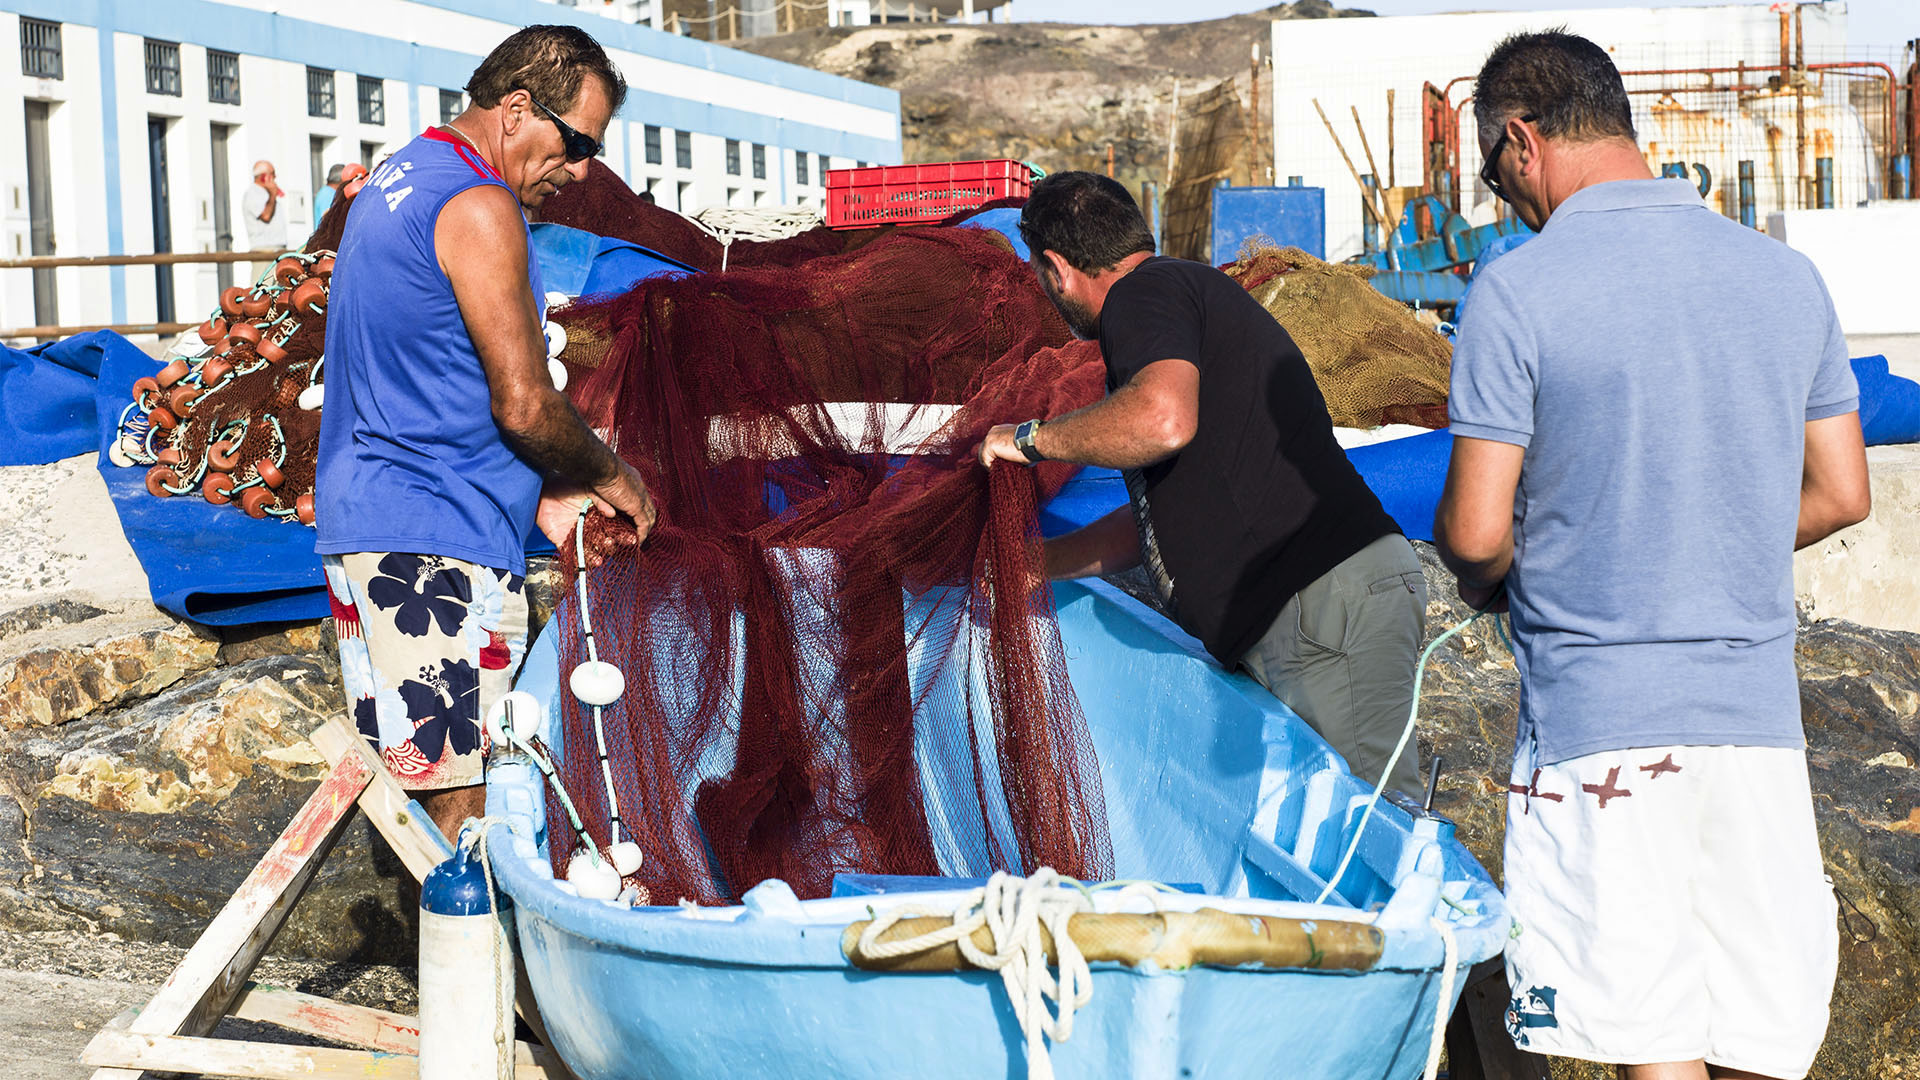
top-left (0, 0), bottom-right (901, 338)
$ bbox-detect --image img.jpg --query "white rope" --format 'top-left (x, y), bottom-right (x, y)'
top-left (689, 205), bottom-right (825, 272)
top-left (851, 868), bottom-right (1094, 1080)
top-left (463, 817), bottom-right (518, 1072)
top-left (1422, 914), bottom-right (1459, 1080)
top-left (574, 506), bottom-right (629, 851)
top-left (1313, 602), bottom-right (1501, 905)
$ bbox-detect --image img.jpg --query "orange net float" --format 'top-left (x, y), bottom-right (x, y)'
top-left (274, 256), bottom-right (306, 287)
top-left (196, 317), bottom-right (228, 345)
top-left (294, 492), bottom-right (315, 524)
top-left (132, 376), bottom-right (162, 411)
top-left (154, 446), bottom-right (184, 467)
top-left (227, 321), bottom-right (263, 348)
top-left (145, 465), bottom-right (180, 497)
top-left (167, 383), bottom-right (202, 419)
top-left (206, 438), bottom-right (243, 471)
top-left (201, 355), bottom-right (234, 385)
top-left (202, 472), bottom-right (236, 505)
top-left (148, 405), bottom-right (179, 431)
top-left (219, 286), bottom-right (247, 318)
top-left (238, 485), bottom-right (275, 519)
top-left (256, 336), bottom-right (289, 365)
top-left (255, 457), bottom-right (285, 490)
top-left (239, 291), bottom-right (272, 319)
top-left (155, 358), bottom-right (190, 388)
top-left (289, 279), bottom-right (327, 318)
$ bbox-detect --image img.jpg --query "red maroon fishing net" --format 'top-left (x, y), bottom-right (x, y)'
top-left (545, 225), bottom-right (1115, 904)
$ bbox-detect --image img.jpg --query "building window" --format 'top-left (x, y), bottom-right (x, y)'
top-left (207, 49), bottom-right (241, 105)
top-left (751, 143), bottom-right (765, 180)
top-left (307, 67), bottom-right (336, 118)
top-left (725, 139), bottom-right (741, 176)
top-left (361, 141), bottom-right (380, 169)
top-left (795, 150), bottom-right (808, 186)
top-left (644, 125), bottom-right (662, 166)
top-left (439, 89), bottom-right (464, 125)
top-left (144, 39), bottom-right (181, 97)
top-left (20, 18), bottom-right (63, 80)
top-left (357, 76), bottom-right (385, 126)
top-left (675, 131), bottom-right (692, 170)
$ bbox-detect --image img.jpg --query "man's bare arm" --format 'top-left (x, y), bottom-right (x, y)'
top-left (1797, 412), bottom-right (1870, 549)
top-left (436, 185), bottom-right (655, 535)
top-left (1434, 436), bottom-right (1525, 607)
top-left (978, 358), bottom-right (1199, 469)
top-left (1043, 506), bottom-right (1141, 580)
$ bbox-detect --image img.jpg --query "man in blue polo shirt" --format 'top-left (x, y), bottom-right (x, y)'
top-left (316, 26), bottom-right (655, 841)
top-left (1435, 31), bottom-right (1870, 1080)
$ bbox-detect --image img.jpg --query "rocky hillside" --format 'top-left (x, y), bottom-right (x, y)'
top-left (733, 1), bottom-right (1372, 197)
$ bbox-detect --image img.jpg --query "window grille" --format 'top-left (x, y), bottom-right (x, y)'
top-left (439, 89), bottom-right (463, 125)
top-left (357, 76), bottom-right (385, 126)
top-left (795, 149), bottom-right (808, 186)
top-left (144, 39), bottom-right (181, 97)
top-left (19, 18), bottom-right (62, 80)
top-left (307, 67), bottom-right (336, 118)
top-left (207, 49), bottom-right (241, 105)
top-left (675, 131), bottom-right (693, 170)
top-left (645, 125), bottom-right (663, 166)
top-left (725, 139), bottom-right (741, 176)
top-left (751, 143), bottom-right (765, 180)
top-left (818, 153), bottom-right (831, 180)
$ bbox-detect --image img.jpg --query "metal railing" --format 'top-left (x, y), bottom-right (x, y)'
top-left (144, 39), bottom-right (182, 97)
top-left (357, 76), bottom-right (385, 126)
top-left (666, 0), bottom-right (834, 41)
top-left (208, 49), bottom-right (241, 105)
top-left (0, 249), bottom-right (290, 340)
top-left (307, 67), bottom-right (336, 119)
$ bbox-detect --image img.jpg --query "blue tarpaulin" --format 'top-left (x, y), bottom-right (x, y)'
top-left (1, 330), bottom-right (150, 466)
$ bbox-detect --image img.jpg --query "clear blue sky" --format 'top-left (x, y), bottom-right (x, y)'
top-left (1010, 0), bottom-right (1916, 51)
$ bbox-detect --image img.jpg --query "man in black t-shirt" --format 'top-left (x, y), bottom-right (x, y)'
top-left (978, 171), bottom-right (1427, 796)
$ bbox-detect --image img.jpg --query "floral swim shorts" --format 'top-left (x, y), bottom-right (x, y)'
top-left (323, 552), bottom-right (529, 790)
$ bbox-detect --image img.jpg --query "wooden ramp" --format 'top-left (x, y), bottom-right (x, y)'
top-left (82, 716), bottom-right (574, 1080)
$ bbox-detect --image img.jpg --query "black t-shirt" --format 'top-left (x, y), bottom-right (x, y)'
top-left (1097, 256), bottom-right (1399, 664)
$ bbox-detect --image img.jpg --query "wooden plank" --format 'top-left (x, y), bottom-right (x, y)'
top-left (311, 717), bottom-right (450, 879)
top-left (83, 1030), bottom-right (553, 1080)
top-left (229, 982), bottom-right (557, 1069)
top-left (110, 750), bottom-right (373, 1050)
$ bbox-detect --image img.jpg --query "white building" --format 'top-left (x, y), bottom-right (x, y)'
top-left (0, 0), bottom-right (901, 339)
top-left (1268, 3), bottom-right (1861, 261)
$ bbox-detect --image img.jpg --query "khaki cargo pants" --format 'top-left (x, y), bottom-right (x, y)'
top-left (1239, 532), bottom-right (1427, 797)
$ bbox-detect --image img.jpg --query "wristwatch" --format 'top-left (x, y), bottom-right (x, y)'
top-left (1013, 419), bottom-right (1045, 464)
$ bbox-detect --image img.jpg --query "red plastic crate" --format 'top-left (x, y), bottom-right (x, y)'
top-left (825, 159), bottom-right (1033, 230)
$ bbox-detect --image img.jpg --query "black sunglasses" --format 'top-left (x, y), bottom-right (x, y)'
top-left (525, 92), bottom-right (604, 162)
top-left (1480, 113), bottom-right (1539, 203)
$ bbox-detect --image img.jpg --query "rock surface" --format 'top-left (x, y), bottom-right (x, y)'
top-left (733, 1), bottom-right (1366, 195)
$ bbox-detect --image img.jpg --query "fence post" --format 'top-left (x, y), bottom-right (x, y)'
top-left (1738, 160), bottom-right (1757, 228)
top-left (729, 7), bottom-right (738, 39)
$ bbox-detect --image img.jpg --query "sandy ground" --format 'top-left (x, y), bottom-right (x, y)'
top-left (0, 453), bottom-right (150, 613)
top-left (0, 927), bottom-right (420, 1078)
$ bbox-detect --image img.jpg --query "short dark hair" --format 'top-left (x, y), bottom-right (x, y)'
top-left (466, 25), bottom-right (628, 115)
top-left (1017, 171), bottom-right (1155, 274)
top-left (1474, 30), bottom-right (1635, 149)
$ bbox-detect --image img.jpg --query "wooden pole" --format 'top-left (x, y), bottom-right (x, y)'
top-left (1249, 43), bottom-right (1262, 187)
top-left (1386, 88), bottom-right (1396, 188)
top-left (729, 6), bottom-right (738, 40)
top-left (1352, 105), bottom-right (1385, 197)
top-left (1107, 142), bottom-right (1114, 178)
top-left (1165, 79), bottom-right (1181, 185)
top-left (1313, 98), bottom-right (1390, 226)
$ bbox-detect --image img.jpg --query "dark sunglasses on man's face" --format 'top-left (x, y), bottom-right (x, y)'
top-left (525, 92), bottom-right (604, 162)
top-left (1479, 113), bottom-right (1539, 203)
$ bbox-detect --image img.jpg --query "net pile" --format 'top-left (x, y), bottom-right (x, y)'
top-left (535, 159), bottom-right (889, 273)
top-left (114, 196), bottom-right (354, 521)
top-left (544, 225), bottom-right (1116, 905)
top-left (1224, 244), bottom-right (1454, 430)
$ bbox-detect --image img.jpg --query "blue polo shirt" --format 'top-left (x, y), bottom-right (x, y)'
top-left (1450, 178), bottom-right (1858, 764)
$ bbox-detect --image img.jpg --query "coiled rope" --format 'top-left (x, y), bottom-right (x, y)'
top-left (850, 868), bottom-right (1094, 1080)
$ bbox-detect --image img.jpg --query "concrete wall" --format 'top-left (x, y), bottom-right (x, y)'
top-left (1795, 442), bottom-right (1920, 635)
top-left (1268, 3), bottom-right (1850, 262)
top-left (1770, 204), bottom-right (1920, 336)
top-left (0, 0), bottom-right (901, 340)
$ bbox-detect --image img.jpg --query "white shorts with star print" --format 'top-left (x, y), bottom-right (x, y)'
top-left (1500, 740), bottom-right (1838, 1077)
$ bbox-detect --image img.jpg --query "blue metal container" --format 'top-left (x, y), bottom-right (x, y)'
top-left (1210, 185), bottom-right (1326, 264)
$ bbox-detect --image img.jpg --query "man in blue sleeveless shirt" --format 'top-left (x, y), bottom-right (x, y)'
top-left (316, 26), bottom-right (655, 839)
top-left (1435, 32), bottom-right (1869, 1079)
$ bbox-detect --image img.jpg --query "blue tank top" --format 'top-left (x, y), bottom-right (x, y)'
top-left (315, 130), bottom-right (546, 574)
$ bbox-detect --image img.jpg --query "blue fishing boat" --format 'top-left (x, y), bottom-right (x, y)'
top-left (483, 560), bottom-right (1509, 1080)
